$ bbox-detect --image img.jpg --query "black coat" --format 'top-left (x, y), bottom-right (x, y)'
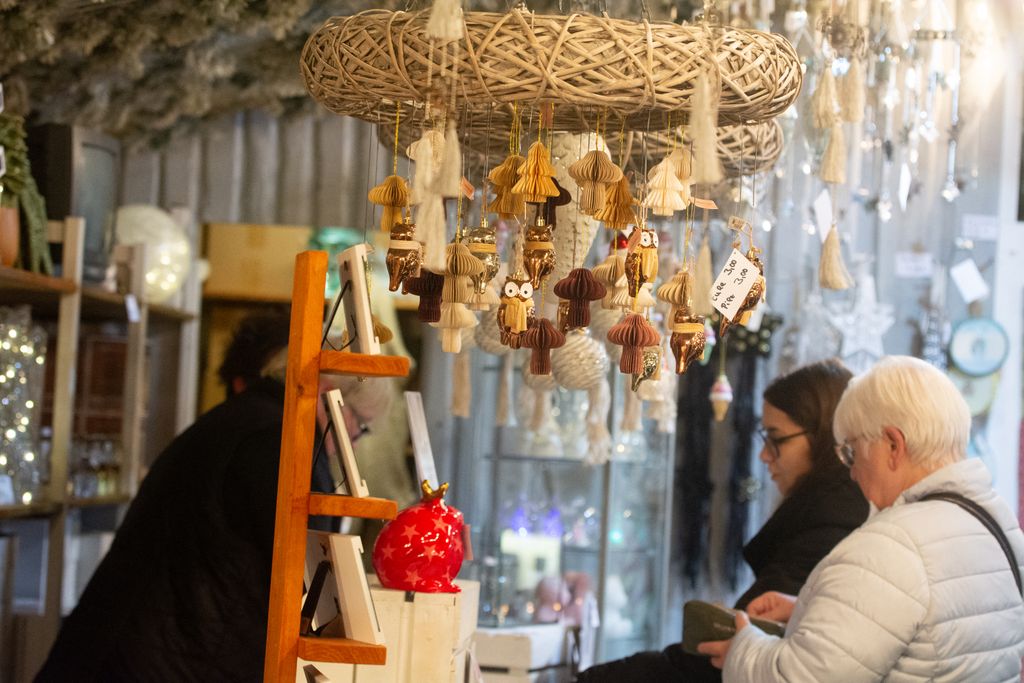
top-left (37, 379), bottom-right (292, 682)
top-left (576, 465), bottom-right (868, 683)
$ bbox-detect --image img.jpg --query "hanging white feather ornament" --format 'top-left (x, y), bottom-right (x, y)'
top-left (451, 346), bottom-right (472, 417)
top-left (838, 58), bottom-right (865, 123)
top-left (691, 71), bottom-right (724, 186)
top-left (811, 65), bottom-right (839, 130)
top-left (819, 224), bottom-right (854, 290)
top-left (426, 0), bottom-right (464, 42)
top-left (820, 122), bottom-right (847, 185)
top-left (439, 118), bottom-right (463, 198)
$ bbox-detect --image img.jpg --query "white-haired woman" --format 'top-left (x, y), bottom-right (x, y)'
top-left (699, 355), bottom-right (1024, 682)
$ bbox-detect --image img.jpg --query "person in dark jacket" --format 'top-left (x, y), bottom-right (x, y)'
top-left (35, 312), bottom-right (385, 682)
top-left (576, 358), bottom-right (868, 683)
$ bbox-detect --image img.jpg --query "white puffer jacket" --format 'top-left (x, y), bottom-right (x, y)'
top-left (724, 458), bottom-right (1024, 683)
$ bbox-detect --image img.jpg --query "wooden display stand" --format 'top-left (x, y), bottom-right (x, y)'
top-left (264, 250), bottom-right (410, 682)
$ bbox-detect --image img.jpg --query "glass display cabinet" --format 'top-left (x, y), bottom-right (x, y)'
top-left (448, 349), bottom-right (675, 671)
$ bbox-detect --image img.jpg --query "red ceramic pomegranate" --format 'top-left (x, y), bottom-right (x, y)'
top-left (372, 481), bottom-right (465, 593)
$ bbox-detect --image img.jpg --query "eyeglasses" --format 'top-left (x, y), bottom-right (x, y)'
top-left (756, 427), bottom-right (809, 461)
top-left (834, 437), bottom-right (861, 468)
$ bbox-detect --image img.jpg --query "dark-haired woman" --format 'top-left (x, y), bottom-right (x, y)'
top-left (576, 358), bottom-right (869, 682)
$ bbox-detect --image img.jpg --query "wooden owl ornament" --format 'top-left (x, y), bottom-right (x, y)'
top-left (496, 271), bottom-right (536, 349)
top-left (386, 215), bottom-right (422, 293)
top-left (523, 213), bottom-right (556, 289)
top-left (624, 226), bottom-right (660, 298)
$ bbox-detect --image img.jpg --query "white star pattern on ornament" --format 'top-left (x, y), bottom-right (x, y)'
top-left (405, 569), bottom-right (421, 584)
top-left (401, 525), bottom-right (418, 542)
top-left (423, 544), bottom-right (438, 559)
top-left (828, 259), bottom-right (894, 376)
top-left (379, 545), bottom-right (395, 560)
top-left (432, 518), bottom-right (449, 533)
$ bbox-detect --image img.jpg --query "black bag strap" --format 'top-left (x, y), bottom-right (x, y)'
top-left (920, 491), bottom-right (1022, 597)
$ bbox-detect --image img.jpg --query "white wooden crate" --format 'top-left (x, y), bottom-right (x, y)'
top-left (298, 578), bottom-right (479, 683)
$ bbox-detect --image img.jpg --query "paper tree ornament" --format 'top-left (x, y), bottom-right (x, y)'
top-left (512, 140), bottom-right (560, 204)
top-left (553, 268), bottom-right (606, 330)
top-left (386, 216), bottom-right (422, 293)
top-left (595, 173), bottom-right (638, 230)
top-left (442, 242), bottom-right (485, 305)
top-left (568, 149), bottom-right (623, 215)
top-left (368, 175), bottom-right (410, 232)
top-left (497, 271), bottom-right (535, 348)
top-left (624, 226), bottom-right (660, 298)
top-left (709, 373), bottom-right (733, 422)
top-left (487, 153), bottom-right (526, 218)
top-left (607, 313), bottom-right (660, 375)
top-left (373, 480), bottom-right (465, 593)
top-left (592, 250), bottom-right (627, 309)
top-left (405, 270), bottom-right (445, 323)
top-left (523, 318), bottom-right (566, 375)
top-left (643, 157), bottom-right (688, 216)
top-left (523, 214), bottom-right (556, 289)
top-left (656, 269), bottom-right (690, 321)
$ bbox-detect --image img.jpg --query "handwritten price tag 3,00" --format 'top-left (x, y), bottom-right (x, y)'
top-left (710, 248), bottom-right (760, 319)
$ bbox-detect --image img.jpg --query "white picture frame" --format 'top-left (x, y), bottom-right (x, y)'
top-left (336, 243), bottom-right (381, 356)
top-left (404, 391), bottom-right (439, 491)
top-left (323, 389), bottom-right (370, 498)
top-left (306, 532), bottom-right (385, 645)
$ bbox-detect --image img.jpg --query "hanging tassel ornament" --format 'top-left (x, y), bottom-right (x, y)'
top-left (595, 172), bottom-right (638, 230)
top-left (691, 71), bottom-right (724, 186)
top-left (523, 318), bottom-right (566, 375)
top-left (511, 140), bottom-right (560, 204)
top-left (607, 313), bottom-right (660, 375)
top-left (368, 175), bottom-right (410, 232)
top-left (427, 0), bottom-right (463, 42)
top-left (451, 346), bottom-right (472, 418)
top-left (643, 158), bottom-right (688, 217)
top-left (624, 225), bottom-right (660, 298)
top-left (408, 128), bottom-right (447, 272)
top-left (819, 224), bottom-right (854, 290)
top-left (553, 268), bottom-right (606, 330)
top-left (812, 63), bottom-right (839, 130)
top-left (568, 149), bottom-right (623, 215)
top-left (838, 57), bottom-right (865, 123)
top-left (438, 118), bottom-right (463, 198)
top-left (496, 270), bottom-right (535, 348)
top-left (522, 213), bottom-right (556, 289)
top-left (386, 215), bottom-right (422, 293)
top-left (487, 153), bottom-right (526, 219)
top-left (820, 122), bottom-right (847, 185)
top-left (692, 233), bottom-right (714, 317)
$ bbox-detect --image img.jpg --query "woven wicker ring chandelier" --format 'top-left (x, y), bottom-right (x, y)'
top-left (301, 7), bottom-right (803, 131)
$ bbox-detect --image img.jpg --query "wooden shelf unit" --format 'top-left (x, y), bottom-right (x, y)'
top-left (263, 250), bottom-right (410, 682)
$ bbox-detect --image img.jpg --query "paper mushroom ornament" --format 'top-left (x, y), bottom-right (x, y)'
top-left (373, 481), bottom-right (465, 593)
top-left (553, 268), bottom-right (606, 330)
top-left (405, 270), bottom-right (445, 323)
top-left (523, 318), bottom-right (566, 375)
top-left (607, 313), bottom-right (661, 375)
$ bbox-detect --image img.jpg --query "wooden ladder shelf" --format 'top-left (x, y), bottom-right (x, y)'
top-left (263, 250), bottom-right (410, 682)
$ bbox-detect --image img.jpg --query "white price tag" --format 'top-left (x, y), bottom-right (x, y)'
top-left (404, 391), bottom-right (439, 491)
top-left (711, 248), bottom-right (760, 319)
top-left (961, 213), bottom-right (1000, 242)
top-left (812, 190), bottom-right (832, 244)
top-left (950, 259), bottom-right (990, 303)
top-left (124, 293), bottom-right (140, 323)
top-left (894, 252), bottom-right (933, 279)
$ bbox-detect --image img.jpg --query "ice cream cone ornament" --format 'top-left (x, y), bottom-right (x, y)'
top-left (386, 214), bottom-right (423, 293)
top-left (710, 371), bottom-right (733, 422)
top-left (523, 211), bottom-right (556, 289)
top-left (624, 224), bottom-right (660, 298)
top-left (497, 270), bottom-right (535, 348)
